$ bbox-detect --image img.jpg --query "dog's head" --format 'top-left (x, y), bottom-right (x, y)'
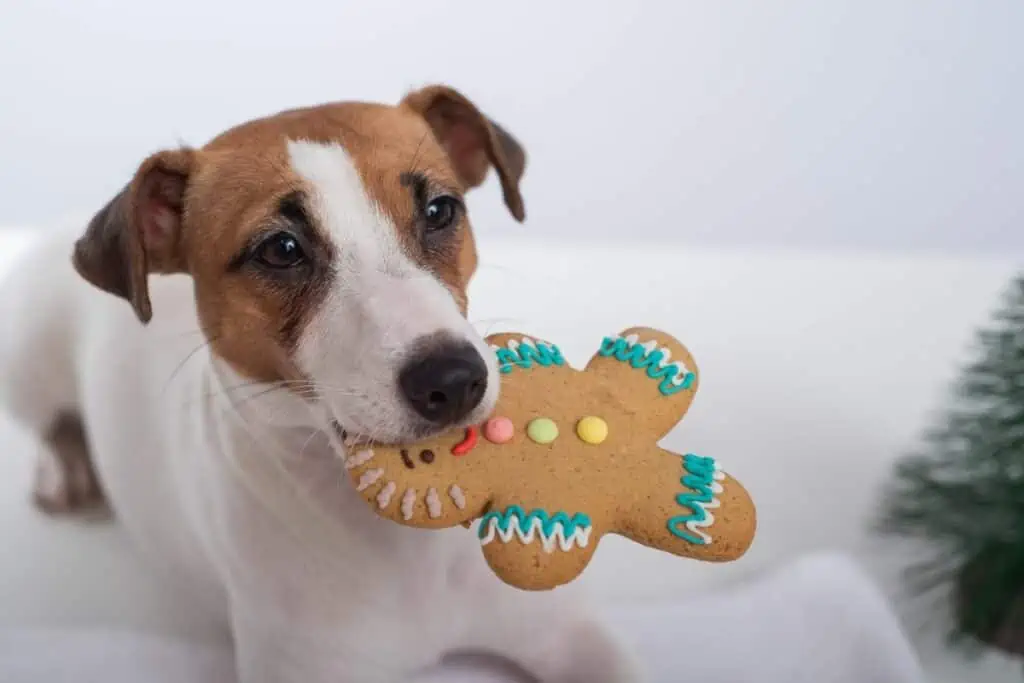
top-left (71, 85), bottom-right (525, 443)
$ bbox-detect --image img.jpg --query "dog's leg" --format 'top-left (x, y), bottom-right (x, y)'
top-left (457, 582), bottom-right (643, 683)
top-left (33, 412), bottom-right (106, 514)
top-left (0, 247), bottom-right (105, 515)
top-left (0, 357), bottom-right (104, 515)
top-left (1, 389), bottom-right (105, 515)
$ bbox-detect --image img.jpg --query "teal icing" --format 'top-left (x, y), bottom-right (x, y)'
top-left (478, 505), bottom-right (591, 539)
top-left (597, 336), bottom-right (695, 395)
top-left (495, 340), bottom-right (565, 374)
top-left (666, 453), bottom-right (719, 544)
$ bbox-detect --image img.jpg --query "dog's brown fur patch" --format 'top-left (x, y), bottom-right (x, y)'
top-left (72, 86), bottom-right (525, 386)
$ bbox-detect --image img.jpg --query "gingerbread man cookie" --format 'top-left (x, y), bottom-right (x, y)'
top-left (345, 327), bottom-right (757, 590)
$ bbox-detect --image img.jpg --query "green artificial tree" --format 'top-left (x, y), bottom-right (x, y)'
top-left (878, 273), bottom-right (1024, 659)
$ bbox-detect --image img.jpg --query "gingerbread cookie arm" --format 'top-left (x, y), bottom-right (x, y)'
top-left (613, 446), bottom-right (756, 562)
top-left (583, 327), bottom-right (700, 441)
top-left (486, 332), bottom-right (575, 379)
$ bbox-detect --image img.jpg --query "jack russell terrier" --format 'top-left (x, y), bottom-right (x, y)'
top-left (0, 85), bottom-right (640, 682)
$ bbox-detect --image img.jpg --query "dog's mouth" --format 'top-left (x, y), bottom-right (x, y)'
top-left (330, 420), bottom-right (349, 442)
top-left (324, 371), bottom-right (498, 451)
top-left (329, 416), bottom-right (452, 450)
top-left (330, 406), bottom-right (491, 452)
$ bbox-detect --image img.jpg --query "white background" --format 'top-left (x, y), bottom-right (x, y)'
top-left (2, 4), bottom-right (1024, 678)
top-left (1, 0), bottom-right (1022, 255)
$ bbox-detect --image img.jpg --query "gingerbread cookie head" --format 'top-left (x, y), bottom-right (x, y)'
top-left (345, 326), bottom-right (757, 590)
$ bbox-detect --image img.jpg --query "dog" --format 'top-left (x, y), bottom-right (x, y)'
top-left (0, 85), bottom-right (640, 682)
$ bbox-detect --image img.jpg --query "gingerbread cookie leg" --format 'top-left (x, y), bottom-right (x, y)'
top-left (477, 494), bottom-right (605, 591)
top-left (584, 326), bottom-right (701, 441)
top-left (616, 447), bottom-right (756, 562)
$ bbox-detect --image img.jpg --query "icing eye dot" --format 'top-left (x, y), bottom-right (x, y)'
top-left (483, 417), bottom-right (515, 444)
top-left (400, 449), bottom-right (415, 469)
top-left (419, 449), bottom-right (435, 464)
top-left (526, 418), bottom-right (559, 445)
top-left (576, 416), bottom-right (608, 445)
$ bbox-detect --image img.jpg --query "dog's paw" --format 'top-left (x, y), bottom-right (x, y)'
top-left (32, 416), bottom-right (107, 516)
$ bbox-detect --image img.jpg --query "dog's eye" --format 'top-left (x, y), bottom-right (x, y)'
top-left (254, 231), bottom-right (306, 269)
top-left (423, 196), bottom-right (460, 232)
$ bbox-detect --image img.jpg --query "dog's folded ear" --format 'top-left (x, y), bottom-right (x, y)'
top-left (72, 149), bottom-right (195, 324)
top-left (401, 85), bottom-right (526, 222)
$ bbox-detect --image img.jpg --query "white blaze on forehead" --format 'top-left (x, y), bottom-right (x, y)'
top-left (284, 139), bottom-right (501, 440)
top-left (285, 139), bottom-right (409, 275)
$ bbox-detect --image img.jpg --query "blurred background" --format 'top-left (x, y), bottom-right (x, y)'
top-left (1, 0), bottom-right (1021, 255)
top-left (1, 2), bottom-right (1024, 682)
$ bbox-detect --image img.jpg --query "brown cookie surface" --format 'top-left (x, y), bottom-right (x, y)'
top-left (345, 327), bottom-right (757, 590)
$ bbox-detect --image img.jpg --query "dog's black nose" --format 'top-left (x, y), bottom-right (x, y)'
top-left (399, 343), bottom-right (488, 424)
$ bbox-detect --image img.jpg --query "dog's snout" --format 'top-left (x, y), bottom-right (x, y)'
top-left (399, 342), bottom-right (488, 424)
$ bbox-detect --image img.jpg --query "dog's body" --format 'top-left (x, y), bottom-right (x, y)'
top-left (0, 88), bottom-right (639, 683)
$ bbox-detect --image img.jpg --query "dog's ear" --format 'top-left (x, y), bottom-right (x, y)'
top-left (72, 149), bottom-right (195, 324)
top-left (401, 85), bottom-right (526, 222)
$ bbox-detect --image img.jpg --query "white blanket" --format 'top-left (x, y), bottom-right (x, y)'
top-left (0, 552), bottom-right (924, 683)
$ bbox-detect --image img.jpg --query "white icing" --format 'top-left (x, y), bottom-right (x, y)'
top-left (356, 468), bottom-right (384, 492)
top-left (669, 363), bottom-right (690, 385)
top-left (426, 488), bottom-right (442, 519)
top-left (449, 485), bottom-right (466, 510)
top-left (496, 337), bottom-right (554, 354)
top-left (401, 489), bottom-right (417, 521)
top-left (709, 467), bottom-right (726, 497)
top-left (609, 333), bottom-right (694, 383)
top-left (684, 497), bottom-right (721, 544)
top-left (684, 462), bottom-right (725, 544)
top-left (344, 448), bottom-right (374, 469)
top-left (494, 337), bottom-right (557, 372)
top-left (376, 481), bottom-right (397, 509)
top-left (479, 516), bottom-right (593, 554)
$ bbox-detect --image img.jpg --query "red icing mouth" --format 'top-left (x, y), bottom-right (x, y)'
top-left (452, 426), bottom-right (479, 456)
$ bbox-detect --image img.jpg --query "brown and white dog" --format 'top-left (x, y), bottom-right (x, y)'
top-left (0, 86), bottom-right (639, 682)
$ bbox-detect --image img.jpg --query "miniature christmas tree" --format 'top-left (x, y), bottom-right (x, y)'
top-left (878, 273), bottom-right (1024, 658)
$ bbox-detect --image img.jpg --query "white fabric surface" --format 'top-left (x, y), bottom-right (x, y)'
top-left (0, 553), bottom-right (924, 683)
top-left (0, 231), bottom-right (1021, 681)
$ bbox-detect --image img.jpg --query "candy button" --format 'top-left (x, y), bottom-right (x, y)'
top-left (576, 416), bottom-right (608, 445)
top-left (526, 418), bottom-right (559, 444)
top-left (484, 417), bottom-right (515, 444)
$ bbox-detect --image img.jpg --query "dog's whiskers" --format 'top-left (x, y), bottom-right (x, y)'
top-left (161, 335), bottom-right (222, 396)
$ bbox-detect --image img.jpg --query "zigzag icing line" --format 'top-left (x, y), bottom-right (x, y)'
top-left (684, 495), bottom-right (720, 544)
top-left (615, 333), bottom-right (693, 387)
top-left (680, 461), bottom-right (726, 544)
top-left (489, 337), bottom-right (565, 373)
top-left (479, 515), bottom-right (593, 553)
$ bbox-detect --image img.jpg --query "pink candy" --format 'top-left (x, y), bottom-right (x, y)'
top-left (483, 416), bottom-right (514, 444)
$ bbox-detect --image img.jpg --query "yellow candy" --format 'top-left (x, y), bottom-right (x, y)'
top-left (526, 417), bottom-right (559, 444)
top-left (576, 416), bottom-right (608, 445)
